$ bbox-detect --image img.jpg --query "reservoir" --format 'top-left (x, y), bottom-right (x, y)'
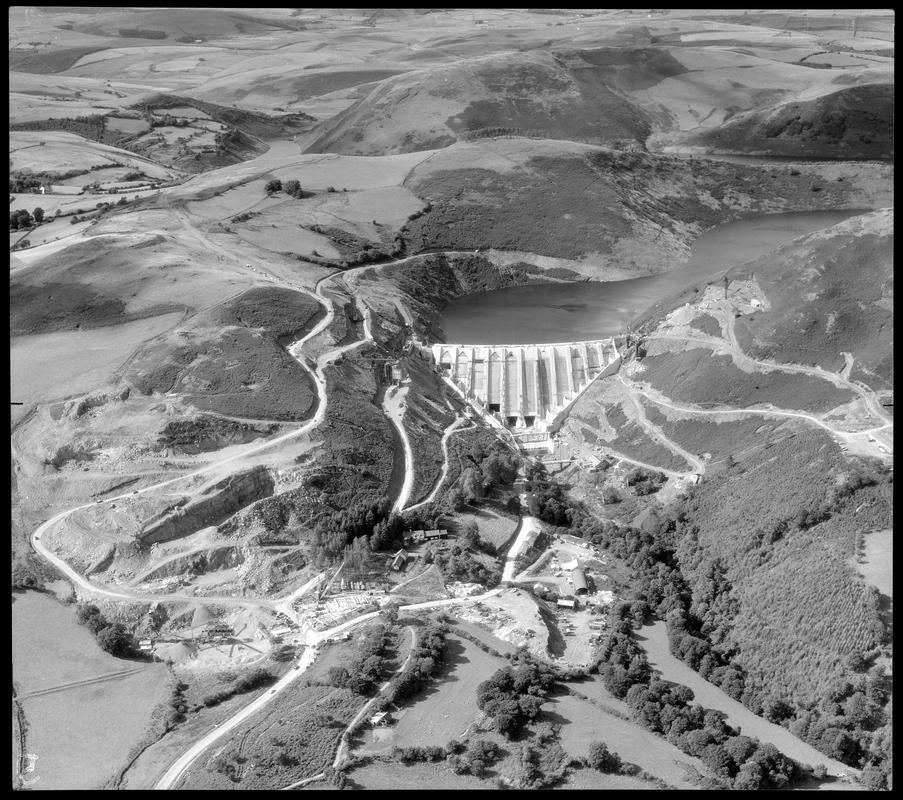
top-left (439, 209), bottom-right (866, 345)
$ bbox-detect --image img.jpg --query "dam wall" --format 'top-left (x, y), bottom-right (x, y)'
top-left (432, 338), bottom-right (619, 433)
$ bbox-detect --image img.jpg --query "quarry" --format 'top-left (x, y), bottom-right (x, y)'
top-left (10, 7), bottom-right (893, 794)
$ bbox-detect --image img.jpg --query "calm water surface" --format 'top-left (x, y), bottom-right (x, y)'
top-left (440, 209), bottom-right (866, 344)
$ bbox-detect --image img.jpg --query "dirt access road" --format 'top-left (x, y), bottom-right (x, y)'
top-left (502, 492), bottom-right (543, 583)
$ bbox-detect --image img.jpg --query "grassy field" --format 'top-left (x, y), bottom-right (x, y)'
top-left (12, 591), bottom-right (170, 790)
top-left (355, 634), bottom-right (504, 753)
top-left (561, 765), bottom-right (657, 789)
top-left (186, 178), bottom-right (276, 219)
top-left (550, 691), bottom-right (705, 789)
top-left (10, 130), bottom-right (173, 177)
top-left (235, 211), bottom-right (342, 259)
top-left (853, 529), bottom-right (892, 599)
top-left (636, 621), bottom-right (851, 776)
top-left (346, 760), bottom-right (490, 790)
top-left (457, 506), bottom-right (519, 551)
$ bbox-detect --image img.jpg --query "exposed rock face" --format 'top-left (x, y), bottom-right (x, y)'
top-left (138, 466), bottom-right (275, 544)
top-left (135, 544), bottom-right (245, 583)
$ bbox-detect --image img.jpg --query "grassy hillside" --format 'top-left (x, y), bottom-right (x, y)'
top-left (399, 139), bottom-right (873, 273)
top-left (684, 84), bottom-right (894, 160)
top-left (126, 287), bottom-right (321, 422)
top-left (727, 209), bottom-right (893, 390)
top-left (305, 48), bottom-right (686, 155)
top-left (637, 348), bottom-right (854, 413)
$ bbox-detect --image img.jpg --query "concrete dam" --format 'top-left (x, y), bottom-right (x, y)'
top-left (432, 339), bottom-right (621, 435)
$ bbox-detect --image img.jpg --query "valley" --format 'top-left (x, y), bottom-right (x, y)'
top-left (10, 7), bottom-right (892, 793)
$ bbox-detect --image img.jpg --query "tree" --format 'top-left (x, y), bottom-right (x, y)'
top-left (264, 179), bottom-right (282, 195)
top-left (284, 179), bottom-right (302, 198)
top-left (96, 622), bottom-right (137, 657)
top-left (461, 468), bottom-right (483, 503)
top-left (587, 740), bottom-right (623, 773)
top-left (733, 760), bottom-right (764, 789)
top-left (32, 207), bottom-right (44, 223)
top-left (460, 520), bottom-right (480, 549)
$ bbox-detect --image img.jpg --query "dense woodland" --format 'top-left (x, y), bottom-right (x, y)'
top-left (520, 429), bottom-right (891, 789)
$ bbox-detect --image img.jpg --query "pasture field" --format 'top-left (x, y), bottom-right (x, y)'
top-left (636, 621), bottom-right (851, 776)
top-left (57, 166), bottom-right (147, 185)
top-left (300, 186), bottom-right (425, 236)
top-left (355, 634), bottom-right (504, 753)
top-left (235, 209), bottom-right (343, 259)
top-left (104, 116), bottom-right (152, 134)
top-left (10, 130), bottom-right (173, 178)
top-left (551, 691), bottom-right (705, 789)
top-left (10, 188), bottom-right (159, 217)
top-left (271, 150), bottom-right (438, 192)
top-left (12, 591), bottom-right (170, 790)
top-left (458, 506), bottom-right (519, 551)
top-left (9, 216), bottom-right (95, 251)
top-left (561, 766), bottom-right (657, 789)
top-left (186, 177), bottom-right (276, 219)
top-left (10, 311), bottom-right (184, 408)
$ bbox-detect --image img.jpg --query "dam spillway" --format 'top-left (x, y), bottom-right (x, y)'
top-left (432, 338), bottom-right (620, 433)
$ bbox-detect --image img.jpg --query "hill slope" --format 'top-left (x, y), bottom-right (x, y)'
top-left (397, 138), bottom-right (884, 276)
top-left (305, 48), bottom-right (689, 155)
top-left (728, 208), bottom-right (893, 389)
top-left (682, 84), bottom-right (894, 160)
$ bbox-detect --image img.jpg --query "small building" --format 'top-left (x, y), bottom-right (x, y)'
top-left (403, 530), bottom-right (426, 547)
top-left (391, 549), bottom-right (408, 571)
top-left (370, 711), bottom-right (392, 726)
top-left (424, 529), bottom-right (447, 541)
top-left (138, 639), bottom-right (153, 651)
top-left (561, 558), bottom-right (579, 572)
top-left (572, 568), bottom-right (588, 596)
top-left (557, 597), bottom-right (578, 610)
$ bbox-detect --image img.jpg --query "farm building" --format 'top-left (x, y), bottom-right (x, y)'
top-left (557, 597), bottom-right (578, 610)
top-left (403, 530), bottom-right (425, 546)
top-left (391, 549), bottom-right (408, 571)
top-left (571, 568), bottom-right (588, 595)
top-left (424, 529), bottom-right (447, 541)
